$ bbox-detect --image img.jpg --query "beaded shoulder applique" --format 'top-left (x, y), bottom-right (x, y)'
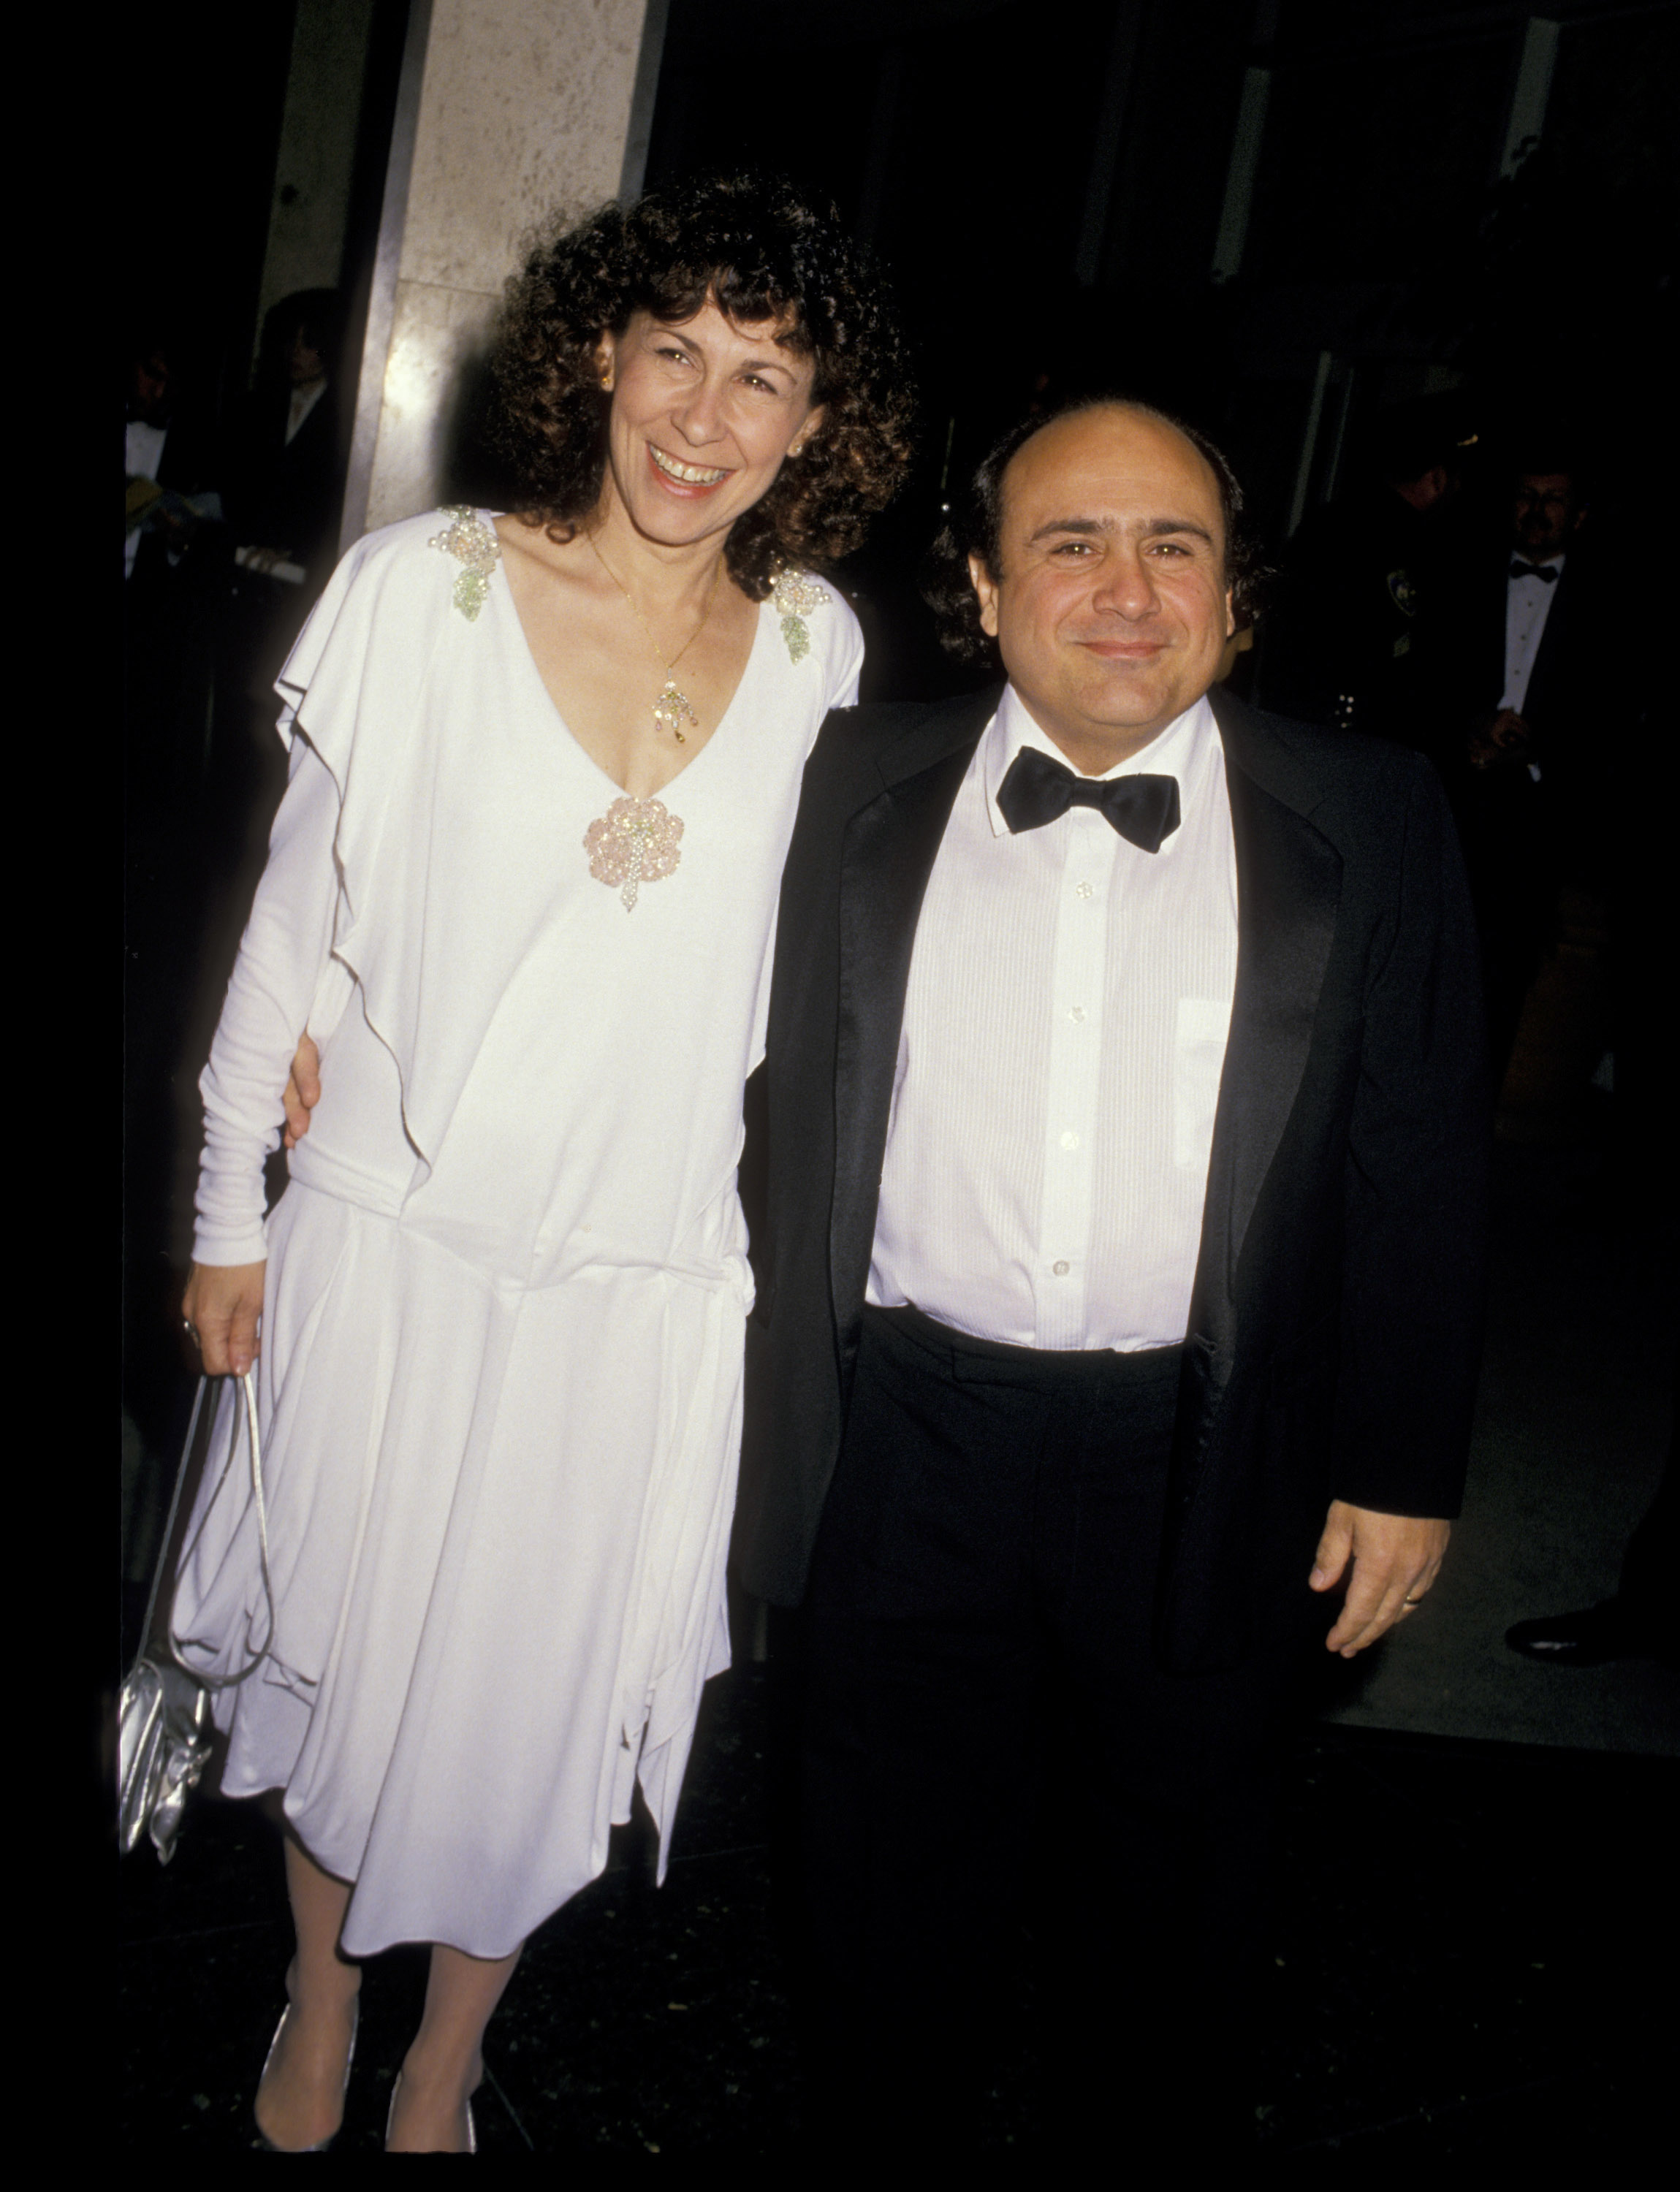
top-left (428, 507), bottom-right (501, 622)
top-left (770, 567), bottom-right (829, 664)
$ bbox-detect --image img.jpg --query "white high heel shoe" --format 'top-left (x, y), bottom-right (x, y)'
top-left (384, 2071), bottom-right (478, 2153)
top-left (253, 1998), bottom-right (360, 2152)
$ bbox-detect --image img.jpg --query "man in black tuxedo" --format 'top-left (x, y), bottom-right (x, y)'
top-left (230, 290), bottom-right (347, 600)
top-left (735, 400), bottom-right (1489, 2154)
top-left (1459, 463), bottom-right (1591, 776)
top-left (1440, 460), bottom-right (1599, 1078)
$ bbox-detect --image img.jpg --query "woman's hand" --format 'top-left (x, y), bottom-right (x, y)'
top-left (283, 1035), bottom-right (322, 1152)
top-left (182, 1262), bottom-right (267, 1378)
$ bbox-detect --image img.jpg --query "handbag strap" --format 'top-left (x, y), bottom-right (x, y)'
top-left (156, 1369), bottom-right (278, 1692)
top-left (135, 1374), bottom-right (210, 1662)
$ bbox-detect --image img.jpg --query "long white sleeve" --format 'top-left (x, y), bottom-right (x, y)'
top-left (192, 735), bottom-right (341, 1264)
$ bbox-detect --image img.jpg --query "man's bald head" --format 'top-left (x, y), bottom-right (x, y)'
top-left (923, 395), bottom-right (1263, 668)
top-left (963, 403), bottom-right (1241, 775)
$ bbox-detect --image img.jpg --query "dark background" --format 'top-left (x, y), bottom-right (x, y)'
top-left (641, 0), bottom-right (1677, 695)
top-left (126, 1), bottom-right (1679, 700)
top-left (123, 0), bottom-right (413, 527)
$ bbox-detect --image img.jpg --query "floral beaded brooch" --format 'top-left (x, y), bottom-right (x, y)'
top-left (770, 566), bottom-right (829, 664)
top-left (584, 796), bottom-right (684, 912)
top-left (428, 507), bottom-right (501, 621)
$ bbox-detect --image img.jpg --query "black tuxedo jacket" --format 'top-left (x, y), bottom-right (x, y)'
top-left (736, 684), bottom-right (1489, 1674)
top-left (1436, 549), bottom-right (1615, 900)
top-left (1459, 552), bottom-right (1593, 742)
top-left (231, 383), bottom-right (343, 584)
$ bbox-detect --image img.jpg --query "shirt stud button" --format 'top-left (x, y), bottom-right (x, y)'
top-left (1069, 1005), bottom-right (1086, 1022)
top-left (1076, 880), bottom-right (1095, 900)
top-left (1053, 1260), bottom-right (1070, 1276)
top-left (1060, 1130), bottom-right (1079, 1151)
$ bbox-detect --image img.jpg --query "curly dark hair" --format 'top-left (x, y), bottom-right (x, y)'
top-left (490, 172), bottom-right (914, 597)
top-left (921, 397), bottom-right (1272, 661)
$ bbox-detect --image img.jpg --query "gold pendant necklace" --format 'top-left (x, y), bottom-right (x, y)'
top-left (588, 534), bottom-right (723, 745)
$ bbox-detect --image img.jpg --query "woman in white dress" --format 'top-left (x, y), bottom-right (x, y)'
top-left (174, 172), bottom-right (911, 2153)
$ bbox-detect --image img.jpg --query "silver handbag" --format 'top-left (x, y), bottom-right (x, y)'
top-left (118, 1371), bottom-right (275, 1862)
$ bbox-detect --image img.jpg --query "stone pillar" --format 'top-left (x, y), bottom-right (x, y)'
top-left (343, 0), bottom-right (666, 549)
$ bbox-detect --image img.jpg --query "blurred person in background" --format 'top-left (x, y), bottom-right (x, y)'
top-left (227, 290), bottom-right (349, 696)
top-left (232, 292), bottom-right (347, 584)
top-left (1254, 396), bottom-right (1468, 759)
top-left (126, 327), bottom-right (225, 587)
top-left (1432, 452), bottom-right (1608, 1087)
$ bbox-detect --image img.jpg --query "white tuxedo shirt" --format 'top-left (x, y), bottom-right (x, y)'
top-left (866, 682), bottom-right (1239, 1352)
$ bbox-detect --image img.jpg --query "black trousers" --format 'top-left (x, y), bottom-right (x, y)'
top-left (799, 1306), bottom-right (1299, 2156)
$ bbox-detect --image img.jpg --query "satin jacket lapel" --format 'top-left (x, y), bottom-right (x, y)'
top-left (1525, 561), bottom-right (1575, 721)
top-left (1482, 557), bottom-right (1509, 699)
top-left (1183, 698), bottom-right (1343, 1414)
top-left (829, 700), bottom-right (993, 1364)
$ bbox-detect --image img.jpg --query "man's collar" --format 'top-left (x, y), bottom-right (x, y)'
top-left (981, 684), bottom-right (1217, 838)
top-left (1510, 551), bottom-right (1566, 575)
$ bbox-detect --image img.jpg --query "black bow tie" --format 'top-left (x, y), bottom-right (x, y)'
top-left (1510, 560), bottom-right (1559, 584)
top-left (997, 746), bottom-right (1182, 852)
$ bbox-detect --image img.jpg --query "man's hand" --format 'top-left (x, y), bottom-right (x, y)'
top-left (182, 1261), bottom-right (267, 1378)
top-left (1468, 708), bottom-right (1532, 772)
top-left (1310, 1501), bottom-right (1451, 1656)
top-left (283, 1035), bottom-right (322, 1152)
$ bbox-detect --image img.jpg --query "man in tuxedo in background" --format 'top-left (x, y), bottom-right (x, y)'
top-left (736, 399), bottom-right (1489, 2155)
top-left (1441, 458), bottom-right (1597, 1079)
top-left (231, 290), bottom-right (347, 598)
top-left (1464, 461), bottom-right (1589, 774)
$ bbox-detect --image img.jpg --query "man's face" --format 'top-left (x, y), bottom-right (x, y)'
top-left (288, 328), bottom-right (327, 387)
top-left (970, 406), bottom-right (1234, 770)
top-left (132, 351), bottom-right (171, 425)
top-left (1512, 473), bottom-right (1582, 561)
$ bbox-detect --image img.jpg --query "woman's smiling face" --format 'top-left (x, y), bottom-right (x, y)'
top-left (596, 299), bottom-right (824, 544)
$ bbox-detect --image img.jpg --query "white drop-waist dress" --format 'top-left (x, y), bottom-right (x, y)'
top-left (170, 510), bottom-right (861, 1958)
